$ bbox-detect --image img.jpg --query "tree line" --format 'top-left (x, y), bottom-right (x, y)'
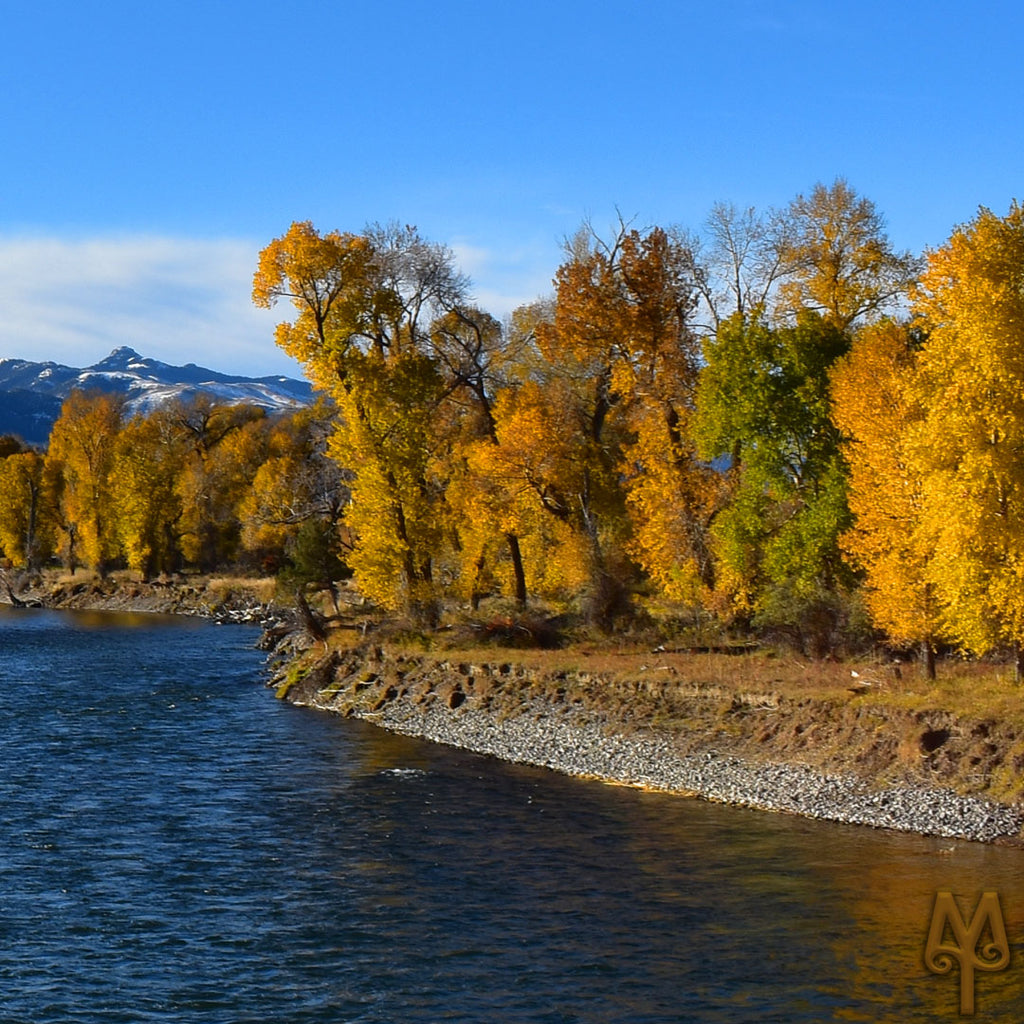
top-left (0, 394), bottom-right (346, 591)
top-left (4, 181), bottom-right (1023, 673)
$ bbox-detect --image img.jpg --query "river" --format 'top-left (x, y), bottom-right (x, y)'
top-left (0, 607), bottom-right (1022, 1022)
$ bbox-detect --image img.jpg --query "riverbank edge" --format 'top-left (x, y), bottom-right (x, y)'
top-left (0, 572), bottom-right (281, 624)
top-left (6, 575), bottom-right (1022, 846)
top-left (270, 639), bottom-right (1024, 847)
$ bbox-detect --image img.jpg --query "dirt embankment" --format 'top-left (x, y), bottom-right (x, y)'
top-left (0, 571), bottom-right (280, 623)
top-left (273, 640), bottom-right (1024, 817)
top-left (7, 571), bottom-right (1022, 840)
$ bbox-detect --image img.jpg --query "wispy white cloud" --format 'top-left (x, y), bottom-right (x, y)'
top-left (0, 235), bottom-right (299, 377)
top-left (450, 240), bottom-right (556, 318)
top-left (0, 234), bottom-right (560, 379)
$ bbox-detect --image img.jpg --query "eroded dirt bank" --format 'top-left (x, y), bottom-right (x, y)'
top-left (272, 641), bottom-right (1024, 844)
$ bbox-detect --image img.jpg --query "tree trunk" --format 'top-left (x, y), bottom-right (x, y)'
top-left (506, 533), bottom-right (527, 609)
top-left (1015, 641), bottom-right (1024, 685)
top-left (922, 639), bottom-right (936, 681)
top-left (469, 551), bottom-right (486, 612)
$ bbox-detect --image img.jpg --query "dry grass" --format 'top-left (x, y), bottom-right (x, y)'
top-left (282, 611), bottom-right (1024, 804)
top-left (378, 631), bottom-right (1024, 731)
top-left (205, 576), bottom-right (278, 604)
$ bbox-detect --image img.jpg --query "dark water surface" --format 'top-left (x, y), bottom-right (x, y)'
top-left (1, 607), bottom-right (1023, 1022)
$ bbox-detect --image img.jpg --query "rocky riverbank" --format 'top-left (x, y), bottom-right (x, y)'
top-left (273, 640), bottom-right (1024, 845)
top-left (0, 571), bottom-right (281, 624)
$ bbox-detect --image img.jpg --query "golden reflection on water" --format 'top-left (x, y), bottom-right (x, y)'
top-left (823, 833), bottom-right (1024, 1019)
top-left (579, 784), bottom-right (1024, 1020)
top-left (326, 716), bottom-right (1024, 1020)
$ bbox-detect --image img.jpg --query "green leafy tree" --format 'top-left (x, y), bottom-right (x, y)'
top-left (695, 312), bottom-right (853, 650)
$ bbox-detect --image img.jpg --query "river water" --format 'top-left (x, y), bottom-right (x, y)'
top-left (1, 607), bottom-right (1022, 1022)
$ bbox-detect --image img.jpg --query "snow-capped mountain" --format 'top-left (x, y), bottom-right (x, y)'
top-left (0, 347), bottom-right (314, 446)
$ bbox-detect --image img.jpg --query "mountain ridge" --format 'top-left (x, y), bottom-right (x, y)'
top-left (0, 347), bottom-right (314, 445)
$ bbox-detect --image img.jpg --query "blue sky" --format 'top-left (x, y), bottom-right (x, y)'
top-left (1, 0), bottom-right (1021, 378)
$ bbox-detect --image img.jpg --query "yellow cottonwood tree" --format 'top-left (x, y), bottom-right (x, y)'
top-left (911, 202), bottom-right (1024, 671)
top-left (609, 229), bottom-right (720, 602)
top-left (174, 402), bottom-right (269, 569)
top-left (428, 307), bottom-right (529, 608)
top-left (519, 224), bottom-right (713, 621)
top-left (110, 411), bottom-right (188, 578)
top-left (777, 179), bottom-right (920, 330)
top-left (331, 348), bottom-right (447, 612)
top-left (254, 222), bottom-right (466, 620)
top-left (252, 222), bottom-right (377, 373)
top-left (831, 321), bottom-right (940, 676)
top-left (46, 391), bottom-right (123, 573)
top-left (0, 451), bottom-right (54, 569)
top-left (239, 405), bottom-right (348, 570)
top-left (470, 377), bottom-right (601, 601)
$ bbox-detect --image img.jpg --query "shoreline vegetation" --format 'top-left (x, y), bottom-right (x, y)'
top-left (5, 570), bottom-right (1023, 846)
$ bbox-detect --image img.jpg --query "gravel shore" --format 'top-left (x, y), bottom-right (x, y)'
top-left (336, 694), bottom-right (1024, 844)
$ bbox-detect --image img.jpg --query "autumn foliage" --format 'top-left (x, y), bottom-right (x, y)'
top-left (6, 186), bottom-right (1024, 673)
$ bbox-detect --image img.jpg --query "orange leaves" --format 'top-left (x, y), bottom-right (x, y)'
top-left (253, 222), bottom-right (375, 365)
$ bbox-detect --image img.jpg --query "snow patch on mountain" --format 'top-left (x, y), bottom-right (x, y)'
top-left (0, 348), bottom-right (315, 445)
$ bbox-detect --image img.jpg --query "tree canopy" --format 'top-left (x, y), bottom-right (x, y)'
top-left (9, 188), bottom-right (1024, 676)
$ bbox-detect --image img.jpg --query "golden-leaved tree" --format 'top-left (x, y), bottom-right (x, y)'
top-left (254, 221), bottom-right (466, 620)
top-left (46, 390), bottom-right (123, 573)
top-left (0, 450), bottom-right (53, 569)
top-left (110, 410), bottom-right (188, 578)
top-left (776, 178), bottom-right (920, 331)
top-left (427, 307), bottom-right (529, 608)
top-left (480, 224), bottom-right (717, 625)
top-left (830, 320), bottom-right (940, 676)
top-left (609, 228), bottom-right (721, 604)
top-left (910, 202), bottom-right (1024, 672)
top-left (239, 403), bottom-right (348, 573)
top-left (173, 399), bottom-right (269, 570)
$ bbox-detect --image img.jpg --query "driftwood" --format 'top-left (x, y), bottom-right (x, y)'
top-left (294, 586), bottom-right (328, 647)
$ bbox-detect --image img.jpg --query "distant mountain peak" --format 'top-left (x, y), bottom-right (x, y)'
top-left (92, 346), bottom-right (147, 371)
top-left (0, 349), bottom-right (314, 446)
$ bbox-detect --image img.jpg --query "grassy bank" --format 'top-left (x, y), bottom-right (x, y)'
top-left (0, 568), bottom-right (280, 619)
